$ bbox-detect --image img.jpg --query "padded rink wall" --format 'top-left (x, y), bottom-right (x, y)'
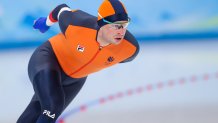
top-left (0, 39), bottom-right (218, 123)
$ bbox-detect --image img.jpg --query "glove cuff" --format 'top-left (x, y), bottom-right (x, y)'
top-left (46, 15), bottom-right (56, 26)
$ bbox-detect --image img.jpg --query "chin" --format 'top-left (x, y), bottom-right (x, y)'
top-left (113, 40), bottom-right (122, 45)
top-left (113, 38), bottom-right (123, 45)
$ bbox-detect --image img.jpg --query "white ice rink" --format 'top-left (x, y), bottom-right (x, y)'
top-left (0, 39), bottom-right (218, 123)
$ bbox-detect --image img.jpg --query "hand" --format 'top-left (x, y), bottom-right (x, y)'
top-left (33, 17), bottom-right (50, 33)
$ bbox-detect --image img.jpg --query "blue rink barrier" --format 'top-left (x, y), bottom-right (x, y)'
top-left (0, 31), bottom-right (218, 50)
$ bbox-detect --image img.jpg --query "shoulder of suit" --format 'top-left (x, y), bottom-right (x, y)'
top-left (68, 10), bottom-right (99, 30)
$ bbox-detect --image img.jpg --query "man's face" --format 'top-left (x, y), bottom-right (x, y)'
top-left (101, 21), bottom-right (128, 45)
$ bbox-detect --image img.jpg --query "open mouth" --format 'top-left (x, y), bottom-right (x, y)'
top-left (115, 38), bottom-right (122, 40)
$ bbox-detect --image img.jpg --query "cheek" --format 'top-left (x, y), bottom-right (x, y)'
top-left (107, 29), bottom-right (114, 34)
top-left (121, 29), bottom-right (127, 35)
top-left (103, 30), bottom-right (112, 40)
top-left (124, 29), bottom-right (127, 34)
top-left (106, 30), bottom-right (115, 38)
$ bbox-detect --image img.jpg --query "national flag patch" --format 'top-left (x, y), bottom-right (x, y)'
top-left (77, 44), bottom-right (85, 52)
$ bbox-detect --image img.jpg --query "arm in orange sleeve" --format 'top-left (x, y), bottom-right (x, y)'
top-left (120, 30), bottom-right (140, 63)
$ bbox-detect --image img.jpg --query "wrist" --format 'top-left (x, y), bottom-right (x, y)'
top-left (46, 13), bottom-right (57, 26)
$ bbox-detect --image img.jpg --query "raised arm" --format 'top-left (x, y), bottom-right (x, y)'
top-left (33, 4), bottom-right (72, 34)
top-left (33, 4), bottom-right (97, 35)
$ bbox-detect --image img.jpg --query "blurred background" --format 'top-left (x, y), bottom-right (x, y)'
top-left (0, 0), bottom-right (218, 123)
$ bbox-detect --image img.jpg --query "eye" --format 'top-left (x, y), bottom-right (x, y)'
top-left (114, 24), bottom-right (123, 29)
top-left (113, 25), bottom-right (120, 29)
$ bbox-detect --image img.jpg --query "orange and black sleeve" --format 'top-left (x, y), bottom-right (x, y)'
top-left (120, 30), bottom-right (140, 63)
top-left (49, 4), bottom-right (97, 35)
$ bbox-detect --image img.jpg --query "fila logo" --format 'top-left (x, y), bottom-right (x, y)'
top-left (43, 110), bottom-right (55, 119)
top-left (77, 44), bottom-right (85, 52)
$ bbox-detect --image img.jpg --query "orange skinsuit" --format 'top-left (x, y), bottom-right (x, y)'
top-left (17, 2), bottom-right (140, 123)
top-left (49, 3), bottom-right (139, 78)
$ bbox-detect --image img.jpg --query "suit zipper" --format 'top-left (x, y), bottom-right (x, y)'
top-left (70, 46), bottom-right (102, 76)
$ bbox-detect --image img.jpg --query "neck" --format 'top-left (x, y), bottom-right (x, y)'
top-left (97, 28), bottom-right (110, 47)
